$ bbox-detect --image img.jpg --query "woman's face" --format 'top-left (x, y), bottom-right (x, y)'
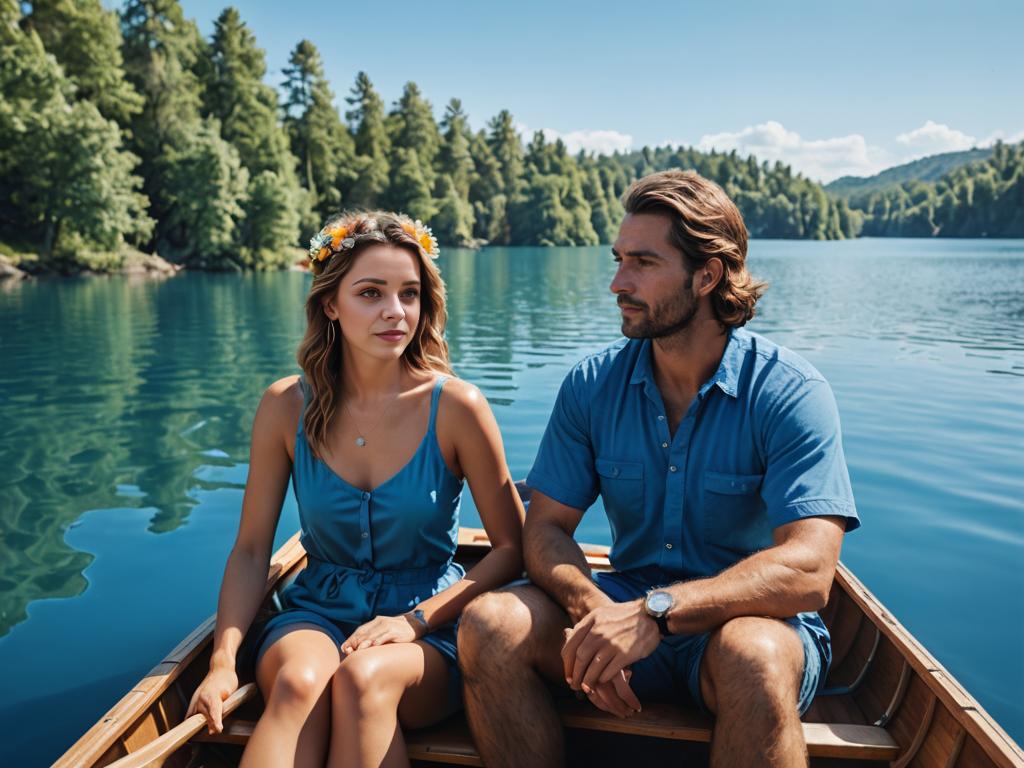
top-left (324, 244), bottom-right (422, 364)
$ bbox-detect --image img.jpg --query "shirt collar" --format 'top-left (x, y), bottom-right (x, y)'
top-left (706, 327), bottom-right (745, 398)
top-left (629, 328), bottom-right (745, 399)
top-left (629, 338), bottom-right (655, 387)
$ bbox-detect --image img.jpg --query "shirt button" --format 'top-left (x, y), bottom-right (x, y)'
top-left (661, 442), bottom-right (669, 448)
top-left (361, 531), bottom-right (369, 539)
top-left (611, 466), bottom-right (620, 477)
top-left (669, 465), bottom-right (677, 472)
top-left (657, 415), bottom-right (665, 421)
top-left (665, 543), bottom-right (673, 549)
top-left (361, 491), bottom-right (370, 500)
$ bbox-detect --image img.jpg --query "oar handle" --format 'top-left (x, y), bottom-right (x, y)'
top-left (103, 683), bottom-right (257, 768)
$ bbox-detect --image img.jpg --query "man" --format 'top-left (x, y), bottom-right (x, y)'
top-left (458, 169), bottom-right (859, 768)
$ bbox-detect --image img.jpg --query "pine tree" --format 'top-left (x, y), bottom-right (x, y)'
top-left (388, 82), bottom-right (440, 189)
top-left (200, 7), bottom-right (302, 263)
top-left (120, 0), bottom-right (206, 253)
top-left (582, 166), bottom-right (615, 244)
top-left (345, 71), bottom-right (390, 206)
top-left (487, 109), bottom-right (524, 200)
top-left (120, 0), bottom-right (204, 158)
top-left (467, 130), bottom-right (504, 243)
top-left (438, 99), bottom-right (474, 200)
top-left (281, 39), bottom-right (356, 222)
top-left (203, 8), bottom-right (291, 176)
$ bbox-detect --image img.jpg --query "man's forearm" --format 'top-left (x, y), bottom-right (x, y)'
top-left (524, 518), bottom-right (611, 623)
top-left (663, 541), bottom-right (835, 636)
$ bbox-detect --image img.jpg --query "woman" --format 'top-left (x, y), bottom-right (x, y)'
top-left (186, 211), bottom-right (524, 767)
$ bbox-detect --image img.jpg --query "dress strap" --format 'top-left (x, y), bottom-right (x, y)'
top-left (297, 374), bottom-right (311, 436)
top-left (427, 375), bottom-right (448, 435)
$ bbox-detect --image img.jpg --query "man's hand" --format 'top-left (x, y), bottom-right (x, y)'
top-left (583, 668), bottom-right (643, 719)
top-left (561, 599), bottom-right (661, 697)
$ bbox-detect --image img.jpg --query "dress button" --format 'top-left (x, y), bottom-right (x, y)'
top-left (657, 415), bottom-right (665, 421)
top-left (361, 491), bottom-right (370, 500)
top-left (669, 465), bottom-right (677, 472)
top-left (361, 531), bottom-right (368, 539)
top-left (661, 442), bottom-right (669, 448)
top-left (665, 543), bottom-right (673, 549)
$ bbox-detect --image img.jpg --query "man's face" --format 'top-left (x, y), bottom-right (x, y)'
top-left (610, 213), bottom-right (697, 339)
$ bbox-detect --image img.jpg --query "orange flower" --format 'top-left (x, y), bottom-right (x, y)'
top-left (330, 226), bottom-right (349, 249)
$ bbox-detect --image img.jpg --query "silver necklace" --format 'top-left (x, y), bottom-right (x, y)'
top-left (342, 390), bottom-right (401, 447)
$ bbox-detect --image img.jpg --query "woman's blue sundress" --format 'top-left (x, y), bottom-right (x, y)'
top-left (247, 375), bottom-right (466, 702)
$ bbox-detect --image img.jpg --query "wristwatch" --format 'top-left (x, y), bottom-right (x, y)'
top-left (643, 590), bottom-right (674, 636)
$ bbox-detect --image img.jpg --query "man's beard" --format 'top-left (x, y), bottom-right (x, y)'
top-left (619, 273), bottom-right (698, 340)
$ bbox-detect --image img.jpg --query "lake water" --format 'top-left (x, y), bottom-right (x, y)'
top-left (1, 239), bottom-right (1022, 765)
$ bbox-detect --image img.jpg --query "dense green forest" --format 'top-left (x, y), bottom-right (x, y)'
top-left (1, 1), bottom-right (1020, 274)
top-left (842, 142), bottom-right (1024, 237)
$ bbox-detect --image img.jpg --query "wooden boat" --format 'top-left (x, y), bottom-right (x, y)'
top-left (56, 527), bottom-right (1023, 768)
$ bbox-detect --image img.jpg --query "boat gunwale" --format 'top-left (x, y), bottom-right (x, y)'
top-left (834, 562), bottom-right (1024, 767)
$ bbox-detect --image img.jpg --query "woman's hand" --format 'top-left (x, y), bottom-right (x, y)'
top-left (186, 665), bottom-right (239, 734)
top-left (342, 614), bottom-right (424, 654)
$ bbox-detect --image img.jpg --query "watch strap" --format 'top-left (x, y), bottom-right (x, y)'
top-left (654, 613), bottom-right (670, 636)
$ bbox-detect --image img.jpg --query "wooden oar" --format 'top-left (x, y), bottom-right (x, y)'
top-left (103, 683), bottom-right (257, 768)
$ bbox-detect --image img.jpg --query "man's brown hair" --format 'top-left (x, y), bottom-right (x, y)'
top-left (623, 169), bottom-right (767, 327)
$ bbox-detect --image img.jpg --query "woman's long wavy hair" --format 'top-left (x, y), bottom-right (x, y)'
top-left (296, 211), bottom-right (453, 458)
top-left (623, 170), bottom-right (767, 328)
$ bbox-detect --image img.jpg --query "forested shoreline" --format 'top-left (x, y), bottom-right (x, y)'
top-left (1, 1), bottom-right (1021, 277)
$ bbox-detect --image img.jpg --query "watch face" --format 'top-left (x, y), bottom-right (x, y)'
top-left (647, 591), bottom-right (673, 615)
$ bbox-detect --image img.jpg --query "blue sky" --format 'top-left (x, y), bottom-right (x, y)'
top-left (176, 0), bottom-right (1024, 182)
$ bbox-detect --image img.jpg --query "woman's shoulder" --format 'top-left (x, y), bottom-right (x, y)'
top-left (439, 375), bottom-right (486, 409)
top-left (255, 375), bottom-right (305, 430)
top-left (437, 376), bottom-right (493, 429)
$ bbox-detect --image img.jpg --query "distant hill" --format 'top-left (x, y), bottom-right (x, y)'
top-left (826, 147), bottom-right (994, 198)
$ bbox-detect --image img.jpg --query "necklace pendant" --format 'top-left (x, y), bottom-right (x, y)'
top-left (355, 436), bottom-right (366, 447)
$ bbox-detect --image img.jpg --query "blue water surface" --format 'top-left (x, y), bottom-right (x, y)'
top-left (0, 239), bottom-right (1021, 764)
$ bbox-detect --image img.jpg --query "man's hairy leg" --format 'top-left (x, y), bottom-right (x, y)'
top-left (459, 585), bottom-right (572, 768)
top-left (700, 616), bottom-right (809, 768)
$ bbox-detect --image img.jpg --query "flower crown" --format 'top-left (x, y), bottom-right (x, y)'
top-left (308, 214), bottom-right (439, 275)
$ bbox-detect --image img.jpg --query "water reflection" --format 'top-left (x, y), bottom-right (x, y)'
top-left (0, 274), bottom-right (308, 635)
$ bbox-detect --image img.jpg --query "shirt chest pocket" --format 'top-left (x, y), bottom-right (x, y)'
top-left (703, 471), bottom-right (771, 554)
top-left (595, 458), bottom-right (644, 518)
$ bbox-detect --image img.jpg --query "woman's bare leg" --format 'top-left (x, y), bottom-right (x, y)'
top-left (242, 626), bottom-right (341, 768)
top-left (327, 641), bottom-right (456, 768)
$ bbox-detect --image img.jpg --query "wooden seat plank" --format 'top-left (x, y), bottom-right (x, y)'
top-left (201, 700), bottom-right (900, 763)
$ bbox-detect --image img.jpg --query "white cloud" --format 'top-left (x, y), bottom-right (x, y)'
top-left (895, 120), bottom-right (978, 159)
top-left (980, 128), bottom-right (1024, 146)
top-left (515, 122), bottom-right (634, 156)
top-left (691, 121), bottom-right (891, 183)
top-left (550, 129), bottom-right (634, 156)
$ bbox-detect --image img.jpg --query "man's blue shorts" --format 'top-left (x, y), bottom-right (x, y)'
top-left (594, 567), bottom-right (830, 716)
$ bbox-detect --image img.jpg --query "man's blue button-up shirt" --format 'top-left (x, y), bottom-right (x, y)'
top-left (527, 327), bottom-right (859, 579)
